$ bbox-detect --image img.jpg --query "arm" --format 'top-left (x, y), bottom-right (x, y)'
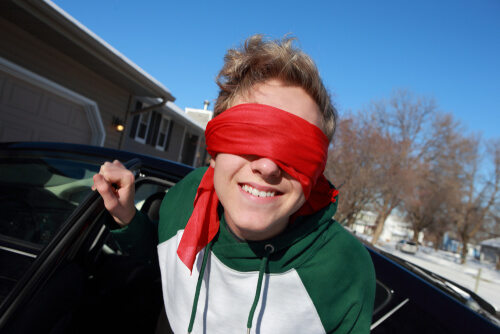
top-left (110, 210), bottom-right (159, 264)
top-left (93, 160), bottom-right (158, 263)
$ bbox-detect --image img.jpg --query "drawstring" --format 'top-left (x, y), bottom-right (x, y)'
top-left (186, 242), bottom-right (274, 334)
top-left (246, 244), bottom-right (274, 334)
top-left (187, 240), bottom-right (213, 334)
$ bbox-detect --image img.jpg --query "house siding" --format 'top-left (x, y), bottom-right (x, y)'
top-left (0, 17), bottom-right (129, 149)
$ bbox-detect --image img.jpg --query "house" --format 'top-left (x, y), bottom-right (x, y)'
top-left (0, 0), bottom-right (206, 167)
top-left (352, 210), bottom-right (420, 243)
top-left (351, 211), bottom-right (377, 235)
top-left (123, 98), bottom-right (208, 166)
top-left (185, 100), bottom-right (213, 129)
top-left (479, 238), bottom-right (500, 265)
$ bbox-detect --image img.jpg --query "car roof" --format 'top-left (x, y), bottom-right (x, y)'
top-left (0, 142), bottom-right (195, 182)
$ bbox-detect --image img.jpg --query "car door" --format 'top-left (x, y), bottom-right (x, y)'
top-left (0, 156), bottom-right (186, 334)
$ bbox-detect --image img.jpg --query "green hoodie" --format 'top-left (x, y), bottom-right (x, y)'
top-left (113, 167), bottom-right (375, 333)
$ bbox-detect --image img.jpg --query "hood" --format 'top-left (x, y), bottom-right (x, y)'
top-left (211, 185), bottom-right (338, 273)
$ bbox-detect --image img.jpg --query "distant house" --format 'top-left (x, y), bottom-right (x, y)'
top-left (352, 211), bottom-right (419, 243)
top-left (0, 0), bottom-right (206, 167)
top-left (185, 100), bottom-right (214, 130)
top-left (124, 98), bottom-right (207, 167)
top-left (351, 211), bottom-right (377, 235)
top-left (479, 238), bottom-right (500, 265)
top-left (380, 213), bottom-right (417, 242)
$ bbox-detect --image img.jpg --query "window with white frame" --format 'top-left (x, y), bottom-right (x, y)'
top-left (135, 111), bottom-right (151, 144)
top-left (129, 105), bottom-right (174, 151)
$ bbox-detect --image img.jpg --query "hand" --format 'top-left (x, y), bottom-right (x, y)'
top-left (92, 160), bottom-right (136, 227)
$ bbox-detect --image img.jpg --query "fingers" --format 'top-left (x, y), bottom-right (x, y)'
top-left (93, 173), bottom-right (119, 208)
top-left (97, 161), bottom-right (132, 190)
top-left (98, 161), bottom-right (132, 182)
top-left (92, 161), bottom-right (136, 226)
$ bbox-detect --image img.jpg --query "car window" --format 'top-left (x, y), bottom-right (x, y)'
top-left (0, 157), bottom-right (100, 250)
top-left (135, 181), bottom-right (170, 209)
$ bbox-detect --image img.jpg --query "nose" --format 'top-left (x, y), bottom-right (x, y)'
top-left (251, 157), bottom-right (281, 179)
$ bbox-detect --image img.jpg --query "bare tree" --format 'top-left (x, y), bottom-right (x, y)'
top-left (326, 115), bottom-right (381, 228)
top-left (368, 90), bottom-right (437, 245)
top-left (327, 89), bottom-right (499, 262)
top-left (448, 137), bottom-right (500, 263)
top-left (403, 112), bottom-right (463, 244)
top-left (403, 166), bottom-right (439, 243)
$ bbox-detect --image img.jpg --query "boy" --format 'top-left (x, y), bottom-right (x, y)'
top-left (93, 34), bottom-right (375, 333)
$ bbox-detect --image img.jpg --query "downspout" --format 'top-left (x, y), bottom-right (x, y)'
top-left (130, 96), bottom-right (168, 116)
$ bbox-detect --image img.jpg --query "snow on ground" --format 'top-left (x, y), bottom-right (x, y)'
top-left (367, 237), bottom-right (500, 312)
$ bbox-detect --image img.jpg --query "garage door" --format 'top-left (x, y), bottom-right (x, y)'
top-left (0, 69), bottom-right (93, 144)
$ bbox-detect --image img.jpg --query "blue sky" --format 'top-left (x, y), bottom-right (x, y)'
top-left (52, 0), bottom-right (499, 140)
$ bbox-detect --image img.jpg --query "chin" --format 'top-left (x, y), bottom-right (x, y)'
top-left (234, 221), bottom-right (284, 241)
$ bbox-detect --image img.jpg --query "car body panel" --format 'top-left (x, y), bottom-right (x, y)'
top-left (367, 243), bottom-right (500, 333)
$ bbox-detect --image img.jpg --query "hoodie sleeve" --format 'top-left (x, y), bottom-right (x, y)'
top-left (110, 209), bottom-right (159, 265)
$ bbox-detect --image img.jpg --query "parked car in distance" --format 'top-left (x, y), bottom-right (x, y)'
top-left (396, 239), bottom-right (419, 254)
top-left (0, 142), bottom-right (499, 334)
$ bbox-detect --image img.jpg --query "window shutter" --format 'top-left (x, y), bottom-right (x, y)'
top-left (152, 113), bottom-right (162, 146)
top-left (146, 111), bottom-right (160, 145)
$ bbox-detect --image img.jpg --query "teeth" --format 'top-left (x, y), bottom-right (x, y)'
top-left (242, 184), bottom-right (276, 197)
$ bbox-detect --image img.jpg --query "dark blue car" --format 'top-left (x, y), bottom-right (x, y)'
top-left (0, 142), bottom-right (499, 333)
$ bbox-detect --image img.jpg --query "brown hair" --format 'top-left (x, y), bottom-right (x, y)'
top-left (214, 34), bottom-right (337, 140)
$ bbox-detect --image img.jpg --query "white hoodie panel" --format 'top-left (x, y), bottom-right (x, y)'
top-left (158, 230), bottom-right (325, 334)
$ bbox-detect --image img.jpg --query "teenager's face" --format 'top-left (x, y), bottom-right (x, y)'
top-left (210, 79), bottom-right (322, 241)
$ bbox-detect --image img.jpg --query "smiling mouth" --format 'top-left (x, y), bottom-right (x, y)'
top-left (241, 184), bottom-right (281, 198)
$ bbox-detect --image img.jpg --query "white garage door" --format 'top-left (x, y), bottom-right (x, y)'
top-left (0, 69), bottom-right (92, 144)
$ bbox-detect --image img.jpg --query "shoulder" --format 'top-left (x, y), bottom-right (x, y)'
top-left (158, 167), bottom-right (208, 243)
top-left (300, 221), bottom-right (374, 279)
top-left (169, 167), bottom-right (208, 196)
top-left (326, 223), bottom-right (372, 264)
top-left (296, 222), bottom-right (375, 333)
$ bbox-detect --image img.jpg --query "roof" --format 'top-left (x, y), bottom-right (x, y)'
top-left (137, 97), bottom-right (205, 133)
top-left (480, 238), bottom-right (500, 248)
top-left (0, 0), bottom-right (174, 101)
top-left (166, 102), bottom-right (205, 133)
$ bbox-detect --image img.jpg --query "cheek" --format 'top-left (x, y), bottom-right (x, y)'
top-left (212, 167), bottom-right (228, 197)
top-left (211, 157), bottom-right (231, 187)
top-left (212, 155), bottom-right (242, 195)
top-left (212, 153), bottom-right (245, 173)
top-left (290, 181), bottom-right (306, 208)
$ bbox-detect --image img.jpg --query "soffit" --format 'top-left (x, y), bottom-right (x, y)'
top-left (0, 0), bottom-right (174, 101)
